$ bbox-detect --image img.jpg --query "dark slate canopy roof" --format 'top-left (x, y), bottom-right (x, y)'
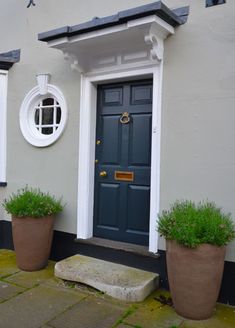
top-left (38, 1), bottom-right (189, 42)
top-left (0, 49), bottom-right (21, 70)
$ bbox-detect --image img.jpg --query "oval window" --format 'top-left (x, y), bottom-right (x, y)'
top-left (20, 85), bottom-right (67, 147)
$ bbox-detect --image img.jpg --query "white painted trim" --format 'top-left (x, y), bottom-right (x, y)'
top-left (77, 75), bottom-right (97, 238)
top-left (0, 70), bottom-right (8, 183)
top-left (149, 62), bottom-right (163, 253)
top-left (77, 65), bottom-right (161, 253)
top-left (19, 84), bottom-right (68, 147)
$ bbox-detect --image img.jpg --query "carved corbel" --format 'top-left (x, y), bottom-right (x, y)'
top-left (63, 52), bottom-right (83, 73)
top-left (144, 34), bottom-right (164, 62)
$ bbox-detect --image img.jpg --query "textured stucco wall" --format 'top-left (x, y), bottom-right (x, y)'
top-left (0, 0), bottom-right (235, 261)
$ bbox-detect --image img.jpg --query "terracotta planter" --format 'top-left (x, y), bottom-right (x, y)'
top-left (166, 240), bottom-right (226, 320)
top-left (12, 215), bottom-right (55, 271)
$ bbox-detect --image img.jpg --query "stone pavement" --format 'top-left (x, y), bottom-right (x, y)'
top-left (0, 249), bottom-right (235, 328)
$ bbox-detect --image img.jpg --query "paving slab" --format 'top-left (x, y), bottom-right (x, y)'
top-left (0, 284), bottom-right (86, 328)
top-left (0, 281), bottom-right (25, 300)
top-left (180, 304), bottom-right (235, 328)
top-left (123, 290), bottom-right (184, 328)
top-left (124, 304), bottom-right (184, 328)
top-left (49, 296), bottom-right (127, 328)
top-left (55, 255), bottom-right (159, 302)
top-left (5, 261), bottom-right (55, 288)
top-left (0, 249), bottom-right (19, 277)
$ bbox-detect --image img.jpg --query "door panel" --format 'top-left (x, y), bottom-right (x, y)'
top-left (97, 183), bottom-right (120, 229)
top-left (94, 80), bottom-right (152, 245)
top-left (129, 114), bottom-right (152, 166)
top-left (127, 185), bottom-right (150, 233)
top-left (103, 87), bottom-right (123, 106)
top-left (131, 84), bottom-right (152, 105)
top-left (101, 116), bottom-right (120, 164)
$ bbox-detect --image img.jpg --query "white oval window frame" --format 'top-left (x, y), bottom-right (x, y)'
top-left (20, 84), bottom-right (68, 147)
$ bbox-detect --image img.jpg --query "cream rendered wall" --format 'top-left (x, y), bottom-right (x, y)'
top-left (0, 0), bottom-right (157, 231)
top-left (0, 1), bottom-right (235, 261)
top-left (160, 0), bottom-right (235, 262)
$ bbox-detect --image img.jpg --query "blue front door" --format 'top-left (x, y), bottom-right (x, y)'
top-left (94, 80), bottom-right (152, 245)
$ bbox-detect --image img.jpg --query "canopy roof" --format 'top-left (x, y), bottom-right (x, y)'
top-left (38, 1), bottom-right (189, 42)
top-left (0, 49), bottom-right (20, 70)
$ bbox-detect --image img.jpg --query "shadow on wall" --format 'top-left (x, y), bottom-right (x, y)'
top-left (0, 221), bottom-right (14, 249)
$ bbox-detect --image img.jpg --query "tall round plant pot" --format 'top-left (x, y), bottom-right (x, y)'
top-left (166, 240), bottom-right (226, 320)
top-left (12, 215), bottom-right (55, 271)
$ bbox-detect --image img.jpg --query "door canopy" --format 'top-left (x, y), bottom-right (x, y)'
top-left (0, 49), bottom-right (20, 70)
top-left (38, 1), bottom-right (189, 74)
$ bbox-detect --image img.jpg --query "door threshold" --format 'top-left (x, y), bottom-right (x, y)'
top-left (74, 237), bottom-right (160, 258)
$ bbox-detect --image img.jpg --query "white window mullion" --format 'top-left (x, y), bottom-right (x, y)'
top-left (39, 102), bottom-right (42, 133)
top-left (53, 98), bottom-right (57, 133)
top-left (0, 70), bottom-right (8, 183)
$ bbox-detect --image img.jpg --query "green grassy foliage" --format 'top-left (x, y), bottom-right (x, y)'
top-left (157, 200), bottom-right (235, 248)
top-left (2, 187), bottom-right (64, 218)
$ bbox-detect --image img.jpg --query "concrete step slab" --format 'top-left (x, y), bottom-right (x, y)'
top-left (55, 255), bottom-right (159, 302)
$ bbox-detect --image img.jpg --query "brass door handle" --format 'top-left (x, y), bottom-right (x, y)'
top-left (99, 171), bottom-right (107, 177)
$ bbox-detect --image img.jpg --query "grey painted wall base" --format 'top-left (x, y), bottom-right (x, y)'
top-left (0, 220), bottom-right (234, 305)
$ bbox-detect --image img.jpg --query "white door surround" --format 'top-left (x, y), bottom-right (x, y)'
top-left (43, 13), bottom-right (178, 253)
top-left (77, 65), bottom-right (162, 253)
top-left (0, 70), bottom-right (8, 183)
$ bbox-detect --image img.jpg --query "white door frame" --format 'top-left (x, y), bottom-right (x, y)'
top-left (0, 70), bottom-right (8, 183)
top-left (77, 63), bottom-right (163, 253)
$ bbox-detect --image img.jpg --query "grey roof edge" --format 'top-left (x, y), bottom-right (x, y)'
top-left (38, 1), bottom-right (189, 42)
top-left (172, 6), bottom-right (190, 24)
top-left (0, 49), bottom-right (21, 70)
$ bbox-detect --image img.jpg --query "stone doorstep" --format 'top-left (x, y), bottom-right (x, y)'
top-left (55, 255), bottom-right (159, 302)
top-left (75, 237), bottom-right (160, 258)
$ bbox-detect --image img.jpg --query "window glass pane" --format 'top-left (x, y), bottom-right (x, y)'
top-left (43, 98), bottom-right (54, 106)
top-left (56, 107), bottom-right (61, 124)
top-left (35, 109), bottom-right (39, 125)
top-left (42, 107), bottom-right (54, 125)
top-left (41, 127), bottom-right (53, 135)
top-left (32, 97), bottom-right (63, 136)
top-left (206, 0), bottom-right (226, 7)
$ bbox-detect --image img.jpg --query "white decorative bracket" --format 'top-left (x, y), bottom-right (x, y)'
top-left (36, 73), bottom-right (51, 95)
top-left (144, 34), bottom-right (164, 61)
top-left (63, 52), bottom-right (83, 73)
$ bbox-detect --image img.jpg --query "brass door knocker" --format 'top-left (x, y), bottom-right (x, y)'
top-left (120, 112), bottom-right (130, 124)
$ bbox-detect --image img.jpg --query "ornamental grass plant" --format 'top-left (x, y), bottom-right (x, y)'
top-left (2, 187), bottom-right (63, 217)
top-left (158, 200), bottom-right (235, 248)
